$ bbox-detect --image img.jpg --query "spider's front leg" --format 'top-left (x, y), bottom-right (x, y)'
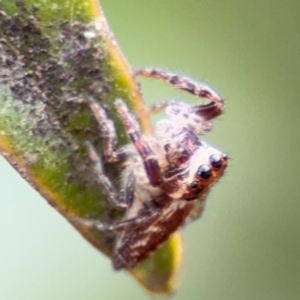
top-left (85, 141), bottom-right (128, 210)
top-left (89, 99), bottom-right (126, 164)
top-left (85, 99), bottom-right (138, 210)
top-left (135, 69), bottom-right (224, 121)
top-left (78, 100), bottom-right (163, 233)
top-left (115, 99), bottom-right (163, 187)
top-left (78, 143), bottom-right (159, 233)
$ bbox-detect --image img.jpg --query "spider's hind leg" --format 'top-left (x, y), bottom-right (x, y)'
top-left (135, 68), bottom-right (224, 121)
top-left (76, 205), bottom-right (159, 234)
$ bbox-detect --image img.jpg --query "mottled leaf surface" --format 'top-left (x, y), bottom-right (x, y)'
top-left (0, 0), bottom-right (182, 294)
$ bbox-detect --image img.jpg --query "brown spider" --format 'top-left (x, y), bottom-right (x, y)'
top-left (78, 69), bottom-right (227, 270)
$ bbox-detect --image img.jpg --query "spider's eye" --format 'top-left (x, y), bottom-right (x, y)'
top-left (197, 164), bottom-right (212, 179)
top-left (190, 181), bottom-right (199, 189)
top-left (209, 154), bottom-right (222, 169)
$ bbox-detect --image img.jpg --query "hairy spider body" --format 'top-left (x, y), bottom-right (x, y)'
top-left (78, 69), bottom-right (227, 270)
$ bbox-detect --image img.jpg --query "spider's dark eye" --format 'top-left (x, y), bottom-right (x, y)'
top-left (209, 154), bottom-right (222, 169)
top-left (190, 181), bottom-right (199, 189)
top-left (197, 164), bottom-right (212, 179)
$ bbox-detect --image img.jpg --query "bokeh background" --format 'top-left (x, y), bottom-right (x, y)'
top-left (1, 0), bottom-right (300, 299)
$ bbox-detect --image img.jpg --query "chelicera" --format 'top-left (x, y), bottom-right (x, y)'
top-left (77, 69), bottom-right (227, 270)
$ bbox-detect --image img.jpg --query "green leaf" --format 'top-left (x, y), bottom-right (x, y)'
top-left (0, 0), bottom-right (182, 295)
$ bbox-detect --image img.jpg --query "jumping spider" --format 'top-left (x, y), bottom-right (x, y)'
top-left (78, 69), bottom-right (228, 270)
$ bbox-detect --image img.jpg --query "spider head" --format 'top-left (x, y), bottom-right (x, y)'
top-left (182, 143), bottom-right (227, 201)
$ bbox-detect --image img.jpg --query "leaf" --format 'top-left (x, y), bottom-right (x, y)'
top-left (0, 0), bottom-right (182, 294)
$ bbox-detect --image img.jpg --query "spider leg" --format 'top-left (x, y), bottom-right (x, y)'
top-left (115, 99), bottom-right (163, 187)
top-left (75, 218), bottom-right (116, 232)
top-left (135, 69), bottom-right (224, 120)
top-left (89, 99), bottom-right (126, 163)
top-left (75, 209), bottom-right (159, 232)
top-left (165, 101), bottom-right (214, 135)
top-left (136, 100), bottom-right (170, 117)
top-left (119, 168), bottom-right (135, 208)
top-left (86, 141), bottom-right (128, 210)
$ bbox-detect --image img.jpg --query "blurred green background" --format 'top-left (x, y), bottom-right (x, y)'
top-left (1, 0), bottom-right (300, 299)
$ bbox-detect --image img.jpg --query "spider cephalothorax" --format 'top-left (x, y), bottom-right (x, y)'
top-left (78, 69), bottom-right (227, 270)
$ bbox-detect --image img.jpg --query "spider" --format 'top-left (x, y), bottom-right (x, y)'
top-left (77, 69), bottom-right (228, 270)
